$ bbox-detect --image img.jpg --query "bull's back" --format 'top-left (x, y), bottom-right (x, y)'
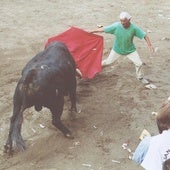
top-left (23, 41), bottom-right (76, 74)
top-left (20, 41), bottom-right (76, 97)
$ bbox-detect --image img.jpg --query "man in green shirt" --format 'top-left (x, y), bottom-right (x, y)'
top-left (90, 12), bottom-right (154, 84)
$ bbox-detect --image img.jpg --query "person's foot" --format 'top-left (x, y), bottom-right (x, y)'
top-left (138, 77), bottom-right (149, 84)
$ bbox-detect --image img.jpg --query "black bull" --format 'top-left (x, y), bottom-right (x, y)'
top-left (4, 41), bottom-right (77, 154)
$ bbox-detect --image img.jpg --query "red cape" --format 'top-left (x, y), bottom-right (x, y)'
top-left (45, 27), bottom-right (103, 79)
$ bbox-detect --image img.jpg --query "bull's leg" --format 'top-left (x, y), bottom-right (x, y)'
top-left (4, 105), bottom-right (26, 155)
top-left (68, 78), bottom-right (77, 120)
top-left (69, 78), bottom-right (77, 113)
top-left (50, 94), bottom-right (73, 139)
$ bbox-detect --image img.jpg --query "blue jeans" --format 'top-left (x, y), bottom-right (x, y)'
top-left (132, 136), bottom-right (151, 164)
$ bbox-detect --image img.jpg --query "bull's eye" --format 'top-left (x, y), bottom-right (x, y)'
top-left (41, 65), bottom-right (49, 70)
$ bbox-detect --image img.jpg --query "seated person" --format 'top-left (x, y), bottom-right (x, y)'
top-left (132, 97), bottom-right (170, 170)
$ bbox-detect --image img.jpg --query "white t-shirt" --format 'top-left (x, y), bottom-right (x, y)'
top-left (141, 129), bottom-right (170, 170)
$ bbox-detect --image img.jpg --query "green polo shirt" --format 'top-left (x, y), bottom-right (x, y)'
top-left (104, 22), bottom-right (146, 55)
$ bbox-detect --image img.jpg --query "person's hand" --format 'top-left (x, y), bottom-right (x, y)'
top-left (144, 35), bottom-right (155, 56)
top-left (150, 45), bottom-right (155, 53)
top-left (149, 45), bottom-right (155, 57)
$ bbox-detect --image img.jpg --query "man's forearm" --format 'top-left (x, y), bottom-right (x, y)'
top-left (90, 27), bottom-right (104, 33)
top-left (144, 35), bottom-right (154, 53)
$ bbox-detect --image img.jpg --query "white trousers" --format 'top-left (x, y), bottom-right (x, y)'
top-left (102, 49), bottom-right (144, 79)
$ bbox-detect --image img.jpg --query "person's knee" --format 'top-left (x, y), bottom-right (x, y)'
top-left (135, 62), bottom-right (143, 68)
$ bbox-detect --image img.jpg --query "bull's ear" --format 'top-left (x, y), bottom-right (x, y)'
top-left (56, 89), bottom-right (58, 96)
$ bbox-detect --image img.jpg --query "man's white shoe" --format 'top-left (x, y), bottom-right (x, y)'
top-left (139, 78), bottom-right (149, 84)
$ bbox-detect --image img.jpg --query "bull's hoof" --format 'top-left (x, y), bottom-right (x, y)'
top-left (65, 133), bottom-right (74, 139)
top-left (4, 139), bottom-right (26, 156)
top-left (4, 144), bottom-right (14, 156)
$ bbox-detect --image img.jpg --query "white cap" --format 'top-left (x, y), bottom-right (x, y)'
top-left (119, 12), bottom-right (132, 20)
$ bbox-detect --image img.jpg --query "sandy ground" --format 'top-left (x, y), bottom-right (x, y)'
top-left (0, 0), bottom-right (170, 170)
